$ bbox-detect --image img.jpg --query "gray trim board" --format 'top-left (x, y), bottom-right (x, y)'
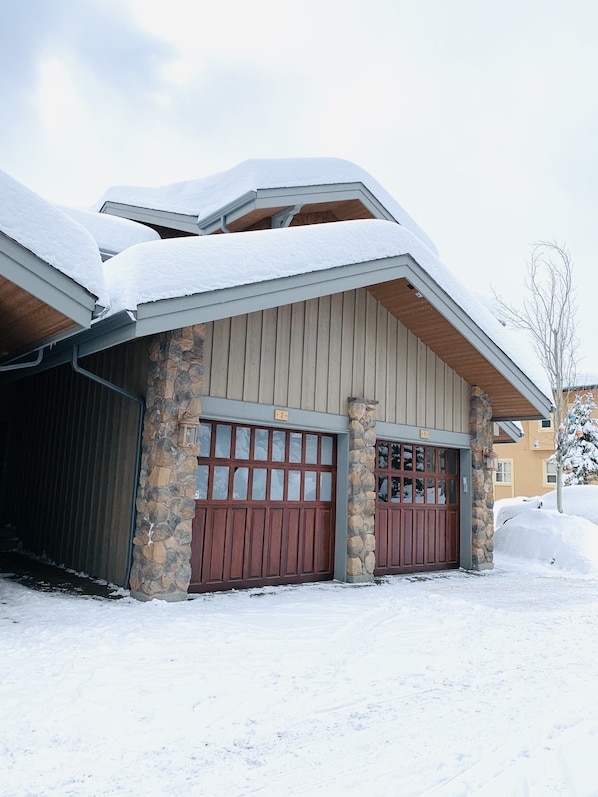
top-left (497, 420), bottom-right (524, 442)
top-left (200, 396), bottom-right (350, 434)
top-left (0, 230), bottom-right (96, 327)
top-left (459, 448), bottom-right (473, 570)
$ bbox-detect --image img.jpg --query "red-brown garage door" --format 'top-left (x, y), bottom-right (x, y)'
top-left (190, 421), bottom-right (336, 592)
top-left (375, 440), bottom-right (460, 575)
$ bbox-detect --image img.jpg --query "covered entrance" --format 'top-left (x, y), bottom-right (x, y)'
top-left (190, 420), bottom-right (336, 592)
top-left (375, 440), bottom-right (460, 574)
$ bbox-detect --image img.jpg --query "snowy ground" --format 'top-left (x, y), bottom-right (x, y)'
top-left (2, 503), bottom-right (598, 796)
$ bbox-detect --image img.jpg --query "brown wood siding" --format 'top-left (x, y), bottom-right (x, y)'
top-left (203, 288), bottom-right (469, 432)
top-left (1, 338), bottom-right (149, 586)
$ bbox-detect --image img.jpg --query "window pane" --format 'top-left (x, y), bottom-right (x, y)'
top-left (391, 444), bottom-right (401, 471)
top-left (271, 469), bottom-right (284, 500)
top-left (378, 443), bottom-right (388, 469)
top-left (415, 478), bottom-right (425, 503)
top-left (272, 431), bottom-right (286, 461)
top-left (254, 429), bottom-right (269, 460)
top-left (320, 472), bottom-right (332, 501)
top-left (215, 425), bottom-right (232, 458)
top-left (321, 436), bottom-right (333, 465)
top-left (252, 468), bottom-right (267, 500)
top-left (378, 476), bottom-right (388, 502)
top-left (391, 476), bottom-right (401, 502)
top-left (288, 470), bottom-right (301, 500)
top-left (448, 479), bottom-right (457, 504)
top-left (212, 466), bottom-right (229, 499)
top-left (426, 478), bottom-right (435, 503)
top-left (289, 432), bottom-right (302, 463)
top-left (235, 427), bottom-right (251, 459)
top-left (305, 435), bottom-right (318, 464)
top-left (198, 422), bottom-right (212, 458)
top-left (403, 477), bottom-right (413, 502)
top-left (403, 445), bottom-right (413, 471)
top-left (195, 465), bottom-right (209, 499)
top-left (415, 447), bottom-right (425, 472)
top-left (304, 471), bottom-right (317, 501)
top-left (438, 479), bottom-right (446, 504)
top-left (439, 450), bottom-right (447, 473)
top-left (426, 448), bottom-right (435, 472)
top-left (446, 449), bottom-right (458, 474)
top-left (233, 467), bottom-right (249, 500)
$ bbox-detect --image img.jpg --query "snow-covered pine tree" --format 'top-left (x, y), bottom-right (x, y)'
top-left (553, 393), bottom-right (598, 485)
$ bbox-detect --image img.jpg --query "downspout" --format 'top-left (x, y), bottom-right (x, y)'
top-left (71, 345), bottom-right (145, 588)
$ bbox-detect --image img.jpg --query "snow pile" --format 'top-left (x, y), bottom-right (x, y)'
top-left (0, 169), bottom-right (107, 306)
top-left (99, 157), bottom-right (438, 254)
top-left (495, 509), bottom-right (598, 574)
top-left (2, 560), bottom-right (598, 796)
top-left (495, 495), bottom-right (542, 528)
top-left (541, 484), bottom-right (598, 523)
top-left (60, 206), bottom-right (159, 256)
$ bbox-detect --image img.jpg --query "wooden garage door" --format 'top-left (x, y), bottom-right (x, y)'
top-left (190, 421), bottom-right (336, 592)
top-left (375, 441), bottom-right (460, 575)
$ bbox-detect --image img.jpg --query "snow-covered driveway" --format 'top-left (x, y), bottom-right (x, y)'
top-left (1, 563), bottom-right (597, 796)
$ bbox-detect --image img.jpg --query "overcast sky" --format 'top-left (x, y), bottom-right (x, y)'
top-left (3, 0), bottom-right (598, 374)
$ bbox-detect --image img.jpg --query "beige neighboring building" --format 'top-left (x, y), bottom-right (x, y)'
top-left (494, 387), bottom-right (598, 500)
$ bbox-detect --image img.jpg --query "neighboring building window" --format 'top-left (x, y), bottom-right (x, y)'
top-left (540, 418), bottom-right (552, 429)
top-left (545, 460), bottom-right (557, 485)
top-left (495, 460), bottom-right (512, 484)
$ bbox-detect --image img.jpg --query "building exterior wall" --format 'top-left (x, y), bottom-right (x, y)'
top-left (494, 392), bottom-right (598, 500)
top-left (1, 339), bottom-right (149, 586)
top-left (202, 288), bottom-right (470, 434)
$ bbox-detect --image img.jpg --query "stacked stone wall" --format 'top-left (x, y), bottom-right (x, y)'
top-left (346, 398), bottom-right (378, 582)
top-left (130, 325), bottom-right (204, 601)
top-left (470, 386), bottom-right (494, 570)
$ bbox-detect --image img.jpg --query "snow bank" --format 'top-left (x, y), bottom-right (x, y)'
top-left (495, 508), bottom-right (598, 574)
top-left (60, 206), bottom-right (159, 255)
top-left (0, 169), bottom-right (107, 306)
top-left (99, 157), bottom-right (438, 254)
top-left (541, 484), bottom-right (598, 524)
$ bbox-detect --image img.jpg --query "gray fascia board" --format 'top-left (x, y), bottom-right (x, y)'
top-left (134, 256), bottom-right (413, 334)
top-left (254, 183), bottom-right (396, 222)
top-left (375, 421), bottom-right (470, 449)
top-left (100, 202), bottom-right (201, 235)
top-left (135, 250), bottom-right (552, 419)
top-left (497, 420), bottom-right (524, 442)
top-left (0, 231), bottom-right (96, 326)
top-left (196, 191), bottom-right (258, 234)
top-left (401, 260), bottom-right (554, 419)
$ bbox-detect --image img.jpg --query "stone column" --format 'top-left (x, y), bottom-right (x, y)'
top-left (346, 397), bottom-right (378, 583)
top-left (470, 386), bottom-right (494, 570)
top-left (130, 325), bottom-right (205, 601)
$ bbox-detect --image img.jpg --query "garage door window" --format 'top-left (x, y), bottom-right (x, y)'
top-left (377, 443), bottom-right (458, 506)
top-left (196, 421), bottom-right (335, 503)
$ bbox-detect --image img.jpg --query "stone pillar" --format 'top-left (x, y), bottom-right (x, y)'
top-left (130, 325), bottom-right (205, 601)
top-left (470, 386), bottom-right (494, 570)
top-left (346, 397), bottom-right (378, 582)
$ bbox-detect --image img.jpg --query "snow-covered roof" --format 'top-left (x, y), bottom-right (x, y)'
top-left (102, 218), bottom-right (551, 401)
top-left (0, 169), bottom-right (107, 306)
top-left (99, 158), bottom-right (438, 254)
top-left (60, 206), bottom-right (160, 257)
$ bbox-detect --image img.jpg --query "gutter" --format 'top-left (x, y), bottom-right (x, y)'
top-left (71, 345), bottom-right (145, 589)
top-left (0, 348), bottom-right (44, 372)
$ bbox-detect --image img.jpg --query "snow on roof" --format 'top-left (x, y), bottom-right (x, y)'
top-left (99, 158), bottom-right (438, 255)
top-left (60, 206), bottom-right (160, 256)
top-left (103, 218), bottom-right (551, 400)
top-left (0, 169), bottom-right (107, 306)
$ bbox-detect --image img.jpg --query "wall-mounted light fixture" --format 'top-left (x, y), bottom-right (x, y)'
top-left (484, 448), bottom-right (499, 471)
top-left (177, 412), bottom-right (199, 448)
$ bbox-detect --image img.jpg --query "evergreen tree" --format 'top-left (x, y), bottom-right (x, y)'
top-left (554, 393), bottom-right (598, 485)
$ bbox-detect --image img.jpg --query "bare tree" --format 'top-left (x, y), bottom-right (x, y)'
top-left (493, 242), bottom-right (578, 513)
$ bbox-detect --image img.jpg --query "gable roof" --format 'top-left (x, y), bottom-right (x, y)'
top-left (100, 218), bottom-right (552, 420)
top-left (98, 157), bottom-right (438, 253)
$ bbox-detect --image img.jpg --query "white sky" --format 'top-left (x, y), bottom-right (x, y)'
top-left (3, 0), bottom-right (598, 373)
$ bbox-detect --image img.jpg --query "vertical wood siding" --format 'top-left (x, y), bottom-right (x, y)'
top-left (2, 338), bottom-right (149, 586)
top-left (203, 288), bottom-right (469, 432)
